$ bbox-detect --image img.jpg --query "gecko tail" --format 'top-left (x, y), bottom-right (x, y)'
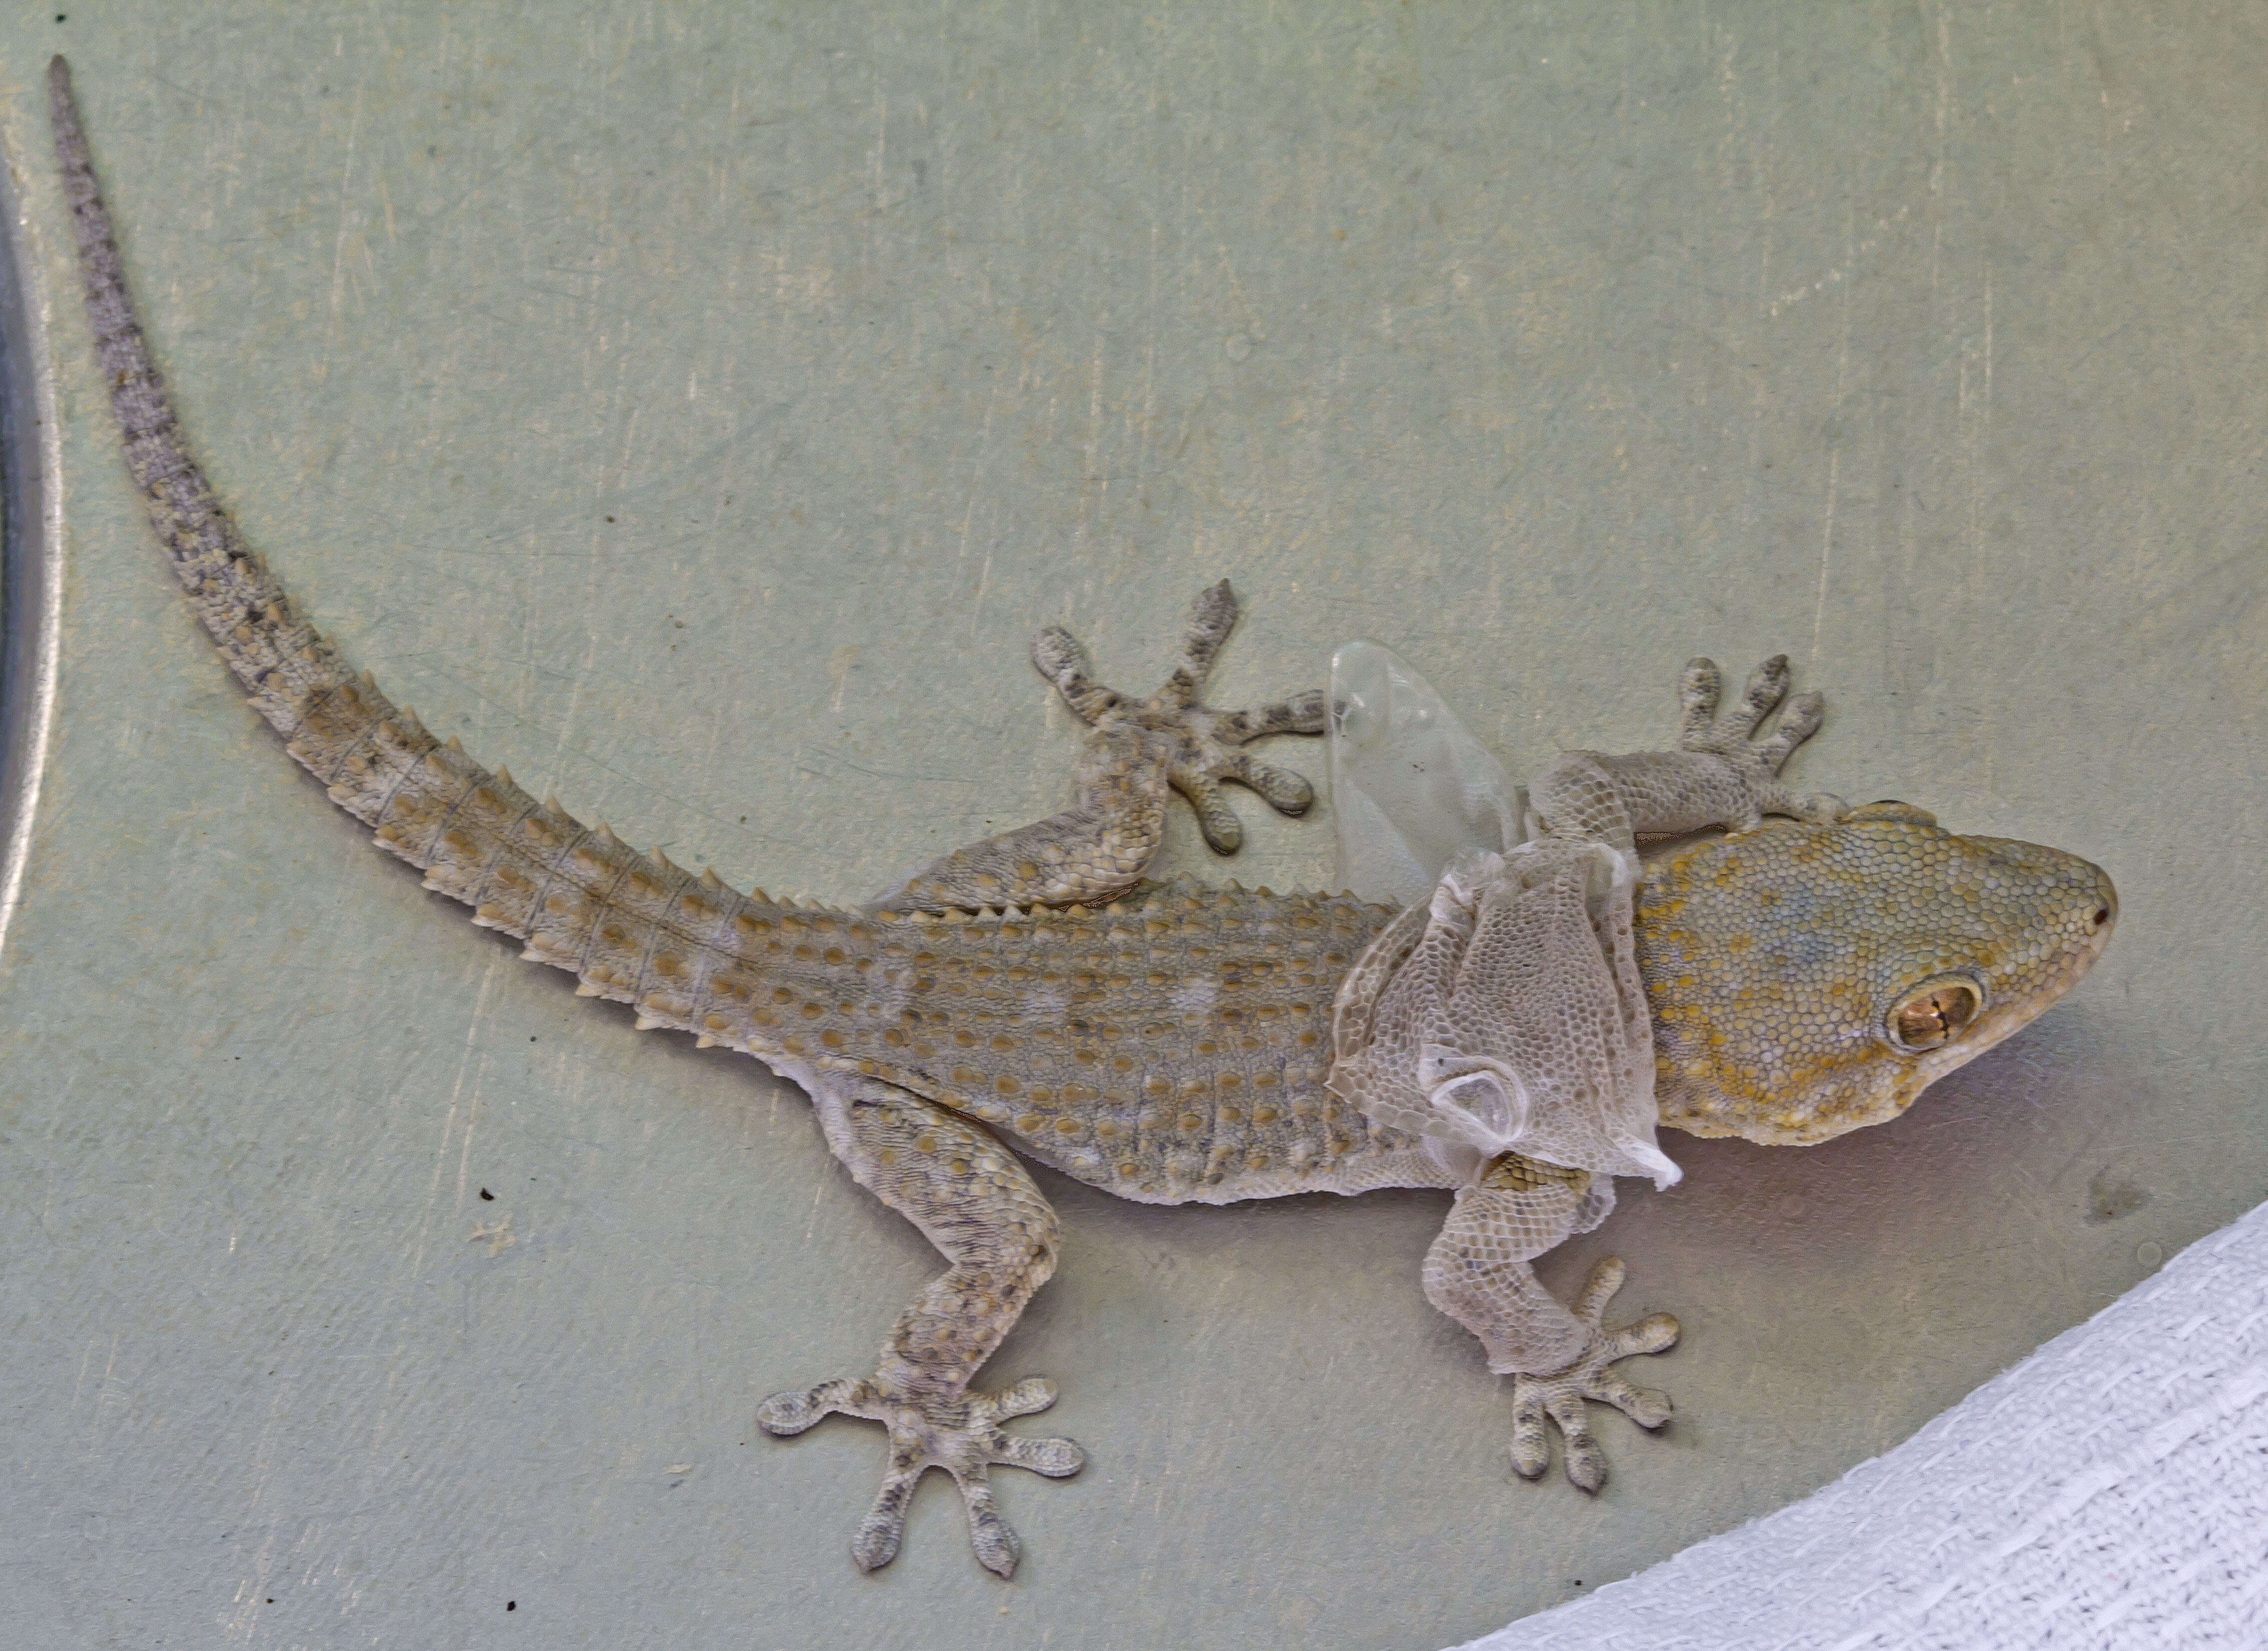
top-left (48, 55), bottom-right (348, 738)
top-left (46, 57), bottom-right (781, 1048)
top-left (47, 56), bottom-right (477, 853)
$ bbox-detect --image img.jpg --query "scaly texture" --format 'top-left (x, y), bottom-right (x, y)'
top-left (756, 1076), bottom-right (1084, 1578)
top-left (53, 55), bottom-right (2120, 1574)
top-left (1327, 839), bottom-right (1672, 1192)
top-left (879, 580), bottom-right (1328, 913)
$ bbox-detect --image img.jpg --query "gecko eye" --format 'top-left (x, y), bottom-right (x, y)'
top-left (1885, 976), bottom-right (1984, 1053)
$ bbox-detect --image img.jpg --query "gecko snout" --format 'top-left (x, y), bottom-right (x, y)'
top-left (2081, 864), bottom-right (2118, 969)
top-left (2090, 868), bottom-right (2118, 935)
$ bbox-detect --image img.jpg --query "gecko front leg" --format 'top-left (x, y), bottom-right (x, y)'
top-left (1422, 1156), bottom-right (1679, 1492)
top-left (876, 580), bottom-right (1326, 914)
top-left (1530, 654), bottom-right (1846, 849)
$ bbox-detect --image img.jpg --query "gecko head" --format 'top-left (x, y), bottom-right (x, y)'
top-left (1636, 801), bottom-right (2117, 1146)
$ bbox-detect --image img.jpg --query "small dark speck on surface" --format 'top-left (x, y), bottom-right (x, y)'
top-left (507, 1601), bottom-right (517, 1612)
top-left (2087, 1168), bottom-right (2150, 1224)
top-left (480, 1187), bottom-right (494, 1201)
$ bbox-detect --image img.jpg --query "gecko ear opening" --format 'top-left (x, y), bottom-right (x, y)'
top-left (1885, 975), bottom-right (1984, 1052)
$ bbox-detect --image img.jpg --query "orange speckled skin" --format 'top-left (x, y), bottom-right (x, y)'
top-left (1638, 803), bottom-right (2117, 1146)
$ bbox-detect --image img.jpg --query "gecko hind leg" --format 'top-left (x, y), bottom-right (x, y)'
top-left (759, 1077), bottom-right (1084, 1578)
top-left (879, 581), bottom-right (1325, 914)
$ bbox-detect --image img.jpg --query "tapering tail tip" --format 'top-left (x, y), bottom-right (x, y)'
top-left (48, 57), bottom-right (86, 166)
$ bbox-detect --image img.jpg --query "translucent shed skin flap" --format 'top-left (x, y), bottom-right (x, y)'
top-left (1327, 640), bottom-right (1526, 908)
top-left (1328, 842), bottom-right (1680, 1190)
top-left (1326, 642), bottom-right (1679, 1192)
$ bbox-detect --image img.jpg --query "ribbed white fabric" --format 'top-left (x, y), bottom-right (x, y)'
top-left (1455, 1198), bottom-right (2268, 1651)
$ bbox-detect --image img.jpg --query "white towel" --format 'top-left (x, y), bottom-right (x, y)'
top-left (1454, 1198), bottom-right (2268, 1650)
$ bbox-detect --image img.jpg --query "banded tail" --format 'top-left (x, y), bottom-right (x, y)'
top-left (46, 56), bottom-right (795, 1054)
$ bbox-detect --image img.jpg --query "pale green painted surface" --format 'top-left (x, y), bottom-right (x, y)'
top-left (1, 5), bottom-right (2262, 1648)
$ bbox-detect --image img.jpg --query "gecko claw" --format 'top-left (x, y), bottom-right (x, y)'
top-left (758, 1373), bottom-right (1084, 1579)
top-left (1678, 656), bottom-right (1845, 831)
top-left (1036, 582), bottom-right (1325, 855)
top-left (1507, 1257), bottom-right (1680, 1493)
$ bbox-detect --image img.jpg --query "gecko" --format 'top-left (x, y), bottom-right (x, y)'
top-left (46, 56), bottom-right (2117, 1580)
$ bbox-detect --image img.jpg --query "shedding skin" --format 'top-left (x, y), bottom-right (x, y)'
top-left (50, 56), bottom-right (2118, 1575)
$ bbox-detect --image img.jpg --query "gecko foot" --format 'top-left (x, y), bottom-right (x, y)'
top-left (1033, 579), bottom-right (1326, 854)
top-left (1509, 1257), bottom-right (1680, 1493)
top-left (1677, 655), bottom-right (1845, 831)
top-left (758, 1374), bottom-right (1085, 1578)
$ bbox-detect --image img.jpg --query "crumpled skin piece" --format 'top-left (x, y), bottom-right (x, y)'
top-left (1327, 840), bottom-right (1681, 1192)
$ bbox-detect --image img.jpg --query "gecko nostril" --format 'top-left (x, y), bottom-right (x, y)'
top-left (2091, 870), bottom-right (2119, 932)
